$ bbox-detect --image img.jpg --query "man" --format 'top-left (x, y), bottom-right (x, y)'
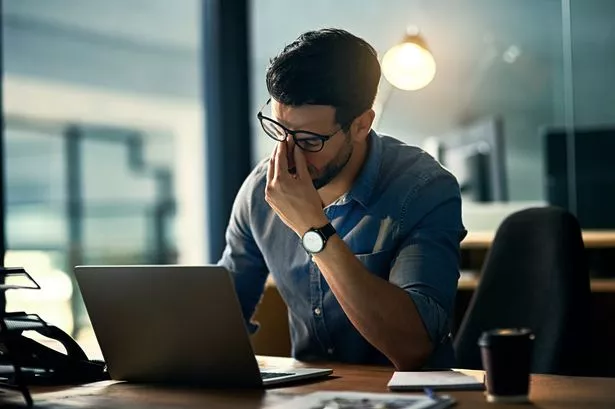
top-left (218, 28), bottom-right (465, 370)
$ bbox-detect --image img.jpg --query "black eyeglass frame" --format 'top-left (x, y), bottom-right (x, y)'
top-left (256, 98), bottom-right (352, 152)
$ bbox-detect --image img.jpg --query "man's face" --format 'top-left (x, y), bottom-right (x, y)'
top-left (270, 100), bottom-right (353, 189)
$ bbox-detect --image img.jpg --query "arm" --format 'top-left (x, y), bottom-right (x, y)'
top-left (218, 168), bottom-right (270, 332)
top-left (312, 233), bottom-right (433, 369)
top-left (311, 190), bottom-right (463, 370)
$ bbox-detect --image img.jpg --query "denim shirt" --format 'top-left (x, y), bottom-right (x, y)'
top-left (218, 130), bottom-right (466, 368)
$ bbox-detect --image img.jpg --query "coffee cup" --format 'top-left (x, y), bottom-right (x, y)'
top-left (479, 328), bottom-right (534, 403)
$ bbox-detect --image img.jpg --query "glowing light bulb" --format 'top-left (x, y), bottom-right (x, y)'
top-left (382, 41), bottom-right (436, 91)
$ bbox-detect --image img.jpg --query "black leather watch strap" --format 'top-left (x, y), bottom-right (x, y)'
top-left (317, 223), bottom-right (336, 241)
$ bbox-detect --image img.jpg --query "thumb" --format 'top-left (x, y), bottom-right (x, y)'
top-left (293, 145), bottom-right (310, 180)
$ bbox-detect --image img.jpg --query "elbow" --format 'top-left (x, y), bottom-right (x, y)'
top-left (390, 339), bottom-right (433, 371)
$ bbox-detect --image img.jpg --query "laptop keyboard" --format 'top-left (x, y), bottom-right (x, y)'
top-left (260, 371), bottom-right (296, 379)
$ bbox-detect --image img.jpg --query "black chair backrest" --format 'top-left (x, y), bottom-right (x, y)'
top-left (454, 207), bottom-right (591, 375)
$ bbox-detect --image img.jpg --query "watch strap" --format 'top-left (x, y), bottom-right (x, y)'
top-left (317, 223), bottom-right (336, 241)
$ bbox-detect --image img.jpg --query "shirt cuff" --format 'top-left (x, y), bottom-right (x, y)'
top-left (407, 290), bottom-right (451, 345)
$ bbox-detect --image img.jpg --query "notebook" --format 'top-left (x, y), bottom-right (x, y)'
top-left (388, 370), bottom-right (485, 391)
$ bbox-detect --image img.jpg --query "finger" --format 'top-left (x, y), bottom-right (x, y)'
top-left (268, 143), bottom-right (279, 181)
top-left (267, 152), bottom-right (274, 184)
top-left (271, 142), bottom-right (280, 179)
top-left (293, 143), bottom-right (310, 180)
top-left (275, 140), bottom-right (288, 179)
top-left (270, 142), bottom-right (278, 160)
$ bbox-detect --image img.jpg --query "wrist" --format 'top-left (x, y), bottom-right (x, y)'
top-left (297, 213), bottom-right (329, 236)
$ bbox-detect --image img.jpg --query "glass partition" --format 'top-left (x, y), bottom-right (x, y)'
top-left (250, 0), bottom-right (570, 232)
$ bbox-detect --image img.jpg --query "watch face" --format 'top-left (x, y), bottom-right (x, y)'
top-left (302, 230), bottom-right (324, 253)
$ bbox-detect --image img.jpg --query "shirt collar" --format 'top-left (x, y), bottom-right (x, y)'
top-left (345, 129), bottom-right (382, 209)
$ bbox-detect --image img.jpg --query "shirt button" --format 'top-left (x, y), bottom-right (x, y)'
top-left (327, 348), bottom-right (334, 355)
top-left (314, 307), bottom-right (322, 316)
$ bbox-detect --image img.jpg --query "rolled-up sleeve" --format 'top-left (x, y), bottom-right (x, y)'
top-left (217, 169), bottom-right (269, 333)
top-left (388, 175), bottom-right (466, 346)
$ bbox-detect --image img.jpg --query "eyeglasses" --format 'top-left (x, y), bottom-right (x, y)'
top-left (257, 98), bottom-right (348, 152)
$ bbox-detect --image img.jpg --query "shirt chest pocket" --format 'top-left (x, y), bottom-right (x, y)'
top-left (355, 250), bottom-right (394, 279)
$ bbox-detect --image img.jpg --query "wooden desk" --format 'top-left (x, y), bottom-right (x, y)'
top-left (458, 275), bottom-right (615, 292)
top-left (462, 230), bottom-right (615, 249)
top-left (5, 357), bottom-right (615, 408)
top-left (460, 230), bottom-right (615, 279)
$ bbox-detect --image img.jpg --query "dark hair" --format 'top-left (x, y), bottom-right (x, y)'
top-left (266, 28), bottom-right (381, 131)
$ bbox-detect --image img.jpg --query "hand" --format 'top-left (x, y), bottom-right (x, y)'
top-left (265, 141), bottom-right (328, 236)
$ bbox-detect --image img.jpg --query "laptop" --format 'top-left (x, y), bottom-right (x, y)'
top-left (74, 265), bottom-right (332, 387)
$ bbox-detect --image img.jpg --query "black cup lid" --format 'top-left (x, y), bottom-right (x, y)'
top-left (478, 328), bottom-right (534, 347)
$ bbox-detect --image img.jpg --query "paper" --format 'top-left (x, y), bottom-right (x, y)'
top-left (271, 391), bottom-right (455, 409)
top-left (388, 370), bottom-right (484, 391)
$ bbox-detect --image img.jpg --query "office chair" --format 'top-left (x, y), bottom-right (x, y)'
top-left (454, 207), bottom-right (591, 375)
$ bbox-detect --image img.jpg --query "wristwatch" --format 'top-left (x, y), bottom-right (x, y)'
top-left (301, 223), bottom-right (336, 254)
